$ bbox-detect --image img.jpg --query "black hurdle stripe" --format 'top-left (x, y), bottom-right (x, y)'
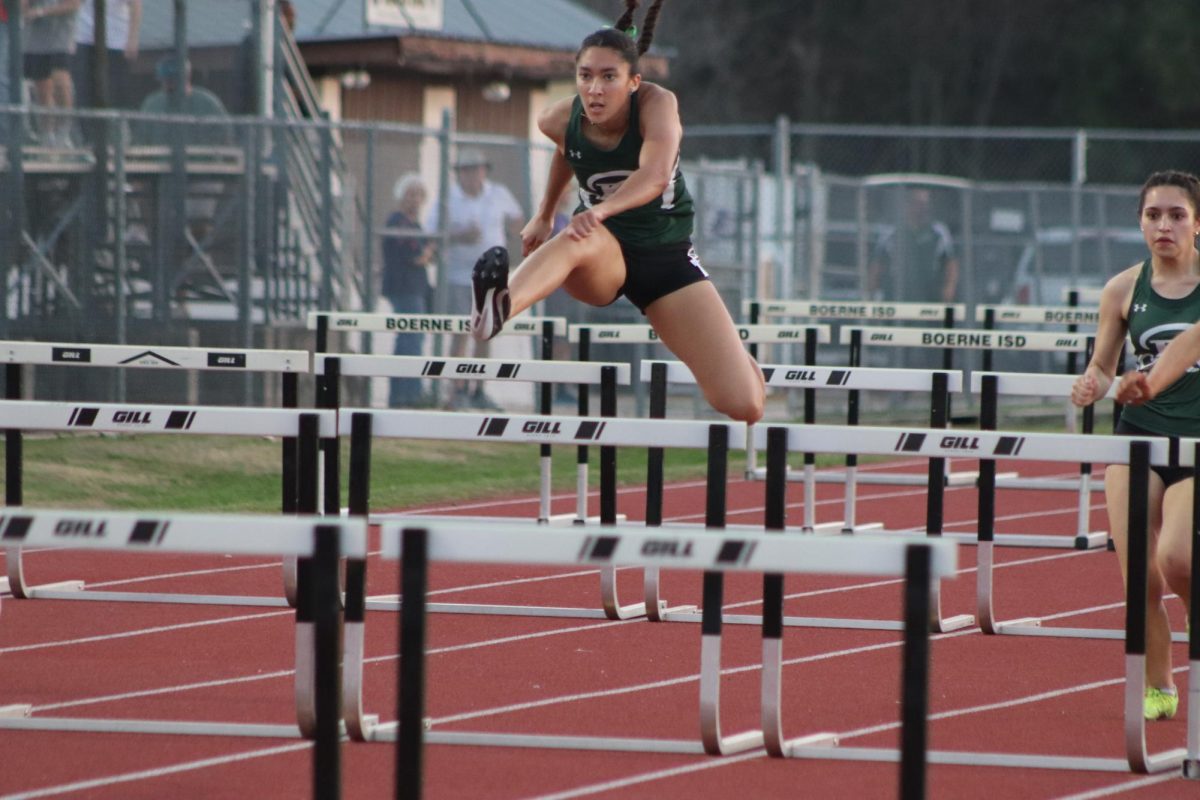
top-left (539, 321), bottom-right (553, 461)
top-left (645, 362), bottom-right (667, 527)
top-left (599, 366), bottom-right (617, 526)
top-left (295, 413), bottom-right (320, 619)
top-left (576, 331), bottom-right (591, 467)
top-left (925, 372), bottom-right (948, 536)
top-left (1191, 442), bottom-right (1200, 663)
top-left (981, 308), bottom-right (995, 373)
top-left (312, 524), bottom-right (342, 800)
top-left (6, 363), bottom-right (22, 507)
top-left (899, 544), bottom-right (932, 800)
top-left (701, 425), bottom-right (729, 638)
top-left (281, 372), bottom-right (299, 515)
top-left (320, 357), bottom-right (341, 518)
top-left (397, 527), bottom-right (429, 800)
top-left (345, 413), bottom-right (374, 627)
top-left (977, 375), bottom-right (998, 544)
top-left (762, 427), bottom-right (789, 641)
top-left (1124, 440), bottom-right (1151, 657)
top-left (803, 329), bottom-right (817, 467)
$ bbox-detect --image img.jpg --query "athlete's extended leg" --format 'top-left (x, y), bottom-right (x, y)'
top-left (644, 281), bottom-right (765, 423)
top-left (470, 227), bottom-right (626, 341)
top-left (1105, 465), bottom-right (1174, 693)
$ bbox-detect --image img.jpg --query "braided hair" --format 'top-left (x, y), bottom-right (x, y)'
top-left (577, 0), bottom-right (667, 71)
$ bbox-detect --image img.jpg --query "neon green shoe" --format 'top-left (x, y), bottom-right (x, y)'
top-left (1144, 687), bottom-right (1179, 721)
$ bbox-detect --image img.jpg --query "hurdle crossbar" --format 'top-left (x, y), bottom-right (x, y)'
top-left (839, 325), bottom-right (1092, 354)
top-left (306, 310), bottom-right (567, 339)
top-left (315, 353), bottom-right (630, 525)
top-left (378, 519), bottom-right (956, 798)
top-left (0, 400), bottom-right (332, 608)
top-left (0, 508), bottom-right (364, 779)
top-left (743, 298), bottom-right (967, 323)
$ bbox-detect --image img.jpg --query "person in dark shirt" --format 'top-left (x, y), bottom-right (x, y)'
top-left (382, 172), bottom-right (435, 406)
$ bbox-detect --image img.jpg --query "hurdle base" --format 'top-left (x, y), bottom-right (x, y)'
top-left (786, 744), bottom-right (1134, 772)
top-left (365, 598), bottom-right (622, 619)
top-left (995, 624), bottom-right (1192, 643)
top-left (942, 531), bottom-right (1105, 550)
top-left (0, 715), bottom-right (309, 738)
top-left (937, 614), bottom-right (976, 633)
top-left (1184, 759), bottom-right (1200, 780)
top-left (373, 725), bottom-right (710, 754)
top-left (11, 580), bottom-right (86, 597)
top-left (994, 475), bottom-right (1106, 492)
top-left (0, 705), bottom-right (32, 718)
top-left (802, 522), bottom-right (884, 536)
top-left (657, 609), bottom-right (910, 631)
top-left (781, 732), bottom-right (839, 755)
top-left (23, 587), bottom-right (291, 607)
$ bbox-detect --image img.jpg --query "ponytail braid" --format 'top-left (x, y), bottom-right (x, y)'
top-left (636, 0), bottom-right (665, 55)
top-left (615, 0), bottom-right (639, 36)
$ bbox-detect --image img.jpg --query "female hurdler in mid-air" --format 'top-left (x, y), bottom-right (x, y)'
top-left (467, 0), bottom-right (765, 423)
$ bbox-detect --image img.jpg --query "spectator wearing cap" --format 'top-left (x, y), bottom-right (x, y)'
top-left (427, 147), bottom-right (524, 409)
top-left (382, 172), bottom-right (436, 407)
top-left (133, 57), bottom-right (231, 147)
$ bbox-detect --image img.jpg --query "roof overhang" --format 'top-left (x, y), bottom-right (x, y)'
top-left (298, 34), bottom-right (669, 82)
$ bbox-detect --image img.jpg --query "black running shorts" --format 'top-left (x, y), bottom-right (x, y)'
top-left (613, 240), bottom-right (710, 313)
top-left (1115, 417), bottom-right (1193, 488)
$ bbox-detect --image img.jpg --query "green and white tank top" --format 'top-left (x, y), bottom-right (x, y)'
top-left (563, 92), bottom-right (693, 247)
top-left (1122, 259), bottom-right (1200, 437)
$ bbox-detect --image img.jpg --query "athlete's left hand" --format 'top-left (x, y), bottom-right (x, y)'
top-left (1116, 371), bottom-right (1154, 406)
top-left (564, 208), bottom-right (605, 241)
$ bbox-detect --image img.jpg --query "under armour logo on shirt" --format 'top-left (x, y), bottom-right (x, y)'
top-left (568, 149), bottom-right (582, 160)
top-left (1133, 303), bottom-right (1148, 313)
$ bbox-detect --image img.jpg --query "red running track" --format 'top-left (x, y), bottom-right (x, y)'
top-left (0, 456), bottom-right (1196, 799)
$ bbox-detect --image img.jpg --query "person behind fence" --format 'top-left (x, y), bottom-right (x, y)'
top-left (868, 187), bottom-right (959, 305)
top-left (466, 0), bottom-right (765, 423)
top-left (382, 173), bottom-right (436, 407)
top-left (73, 0), bottom-right (140, 109)
top-left (22, 0), bottom-right (83, 148)
top-left (430, 146), bottom-right (524, 410)
top-left (134, 57), bottom-right (231, 147)
top-left (1070, 169), bottom-right (1200, 722)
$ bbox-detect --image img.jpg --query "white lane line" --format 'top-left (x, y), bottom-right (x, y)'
top-left (0, 611), bottom-right (291, 655)
top-left (0, 742), bottom-right (310, 800)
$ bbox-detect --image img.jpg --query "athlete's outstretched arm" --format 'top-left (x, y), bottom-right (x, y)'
top-left (1117, 319), bottom-right (1200, 404)
top-left (521, 100), bottom-right (575, 256)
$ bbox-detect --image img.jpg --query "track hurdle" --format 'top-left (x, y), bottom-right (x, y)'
top-left (974, 371), bottom-right (1112, 550)
top-left (762, 428), bottom-right (1188, 775)
top-left (314, 353), bottom-right (630, 525)
top-left (0, 339), bottom-right (310, 603)
top-left (380, 520), bottom-right (956, 798)
top-left (0, 400), bottom-right (333, 607)
top-left (641, 358), bottom-right (960, 532)
top-left (337, 410), bottom-right (742, 740)
top-left (0, 510), bottom-right (364, 781)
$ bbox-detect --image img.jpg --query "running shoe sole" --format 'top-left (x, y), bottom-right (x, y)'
top-left (470, 246), bottom-right (510, 341)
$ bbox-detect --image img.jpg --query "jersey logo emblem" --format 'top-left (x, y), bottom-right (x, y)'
top-left (568, 149), bottom-right (582, 160)
top-left (1132, 303), bottom-right (1148, 313)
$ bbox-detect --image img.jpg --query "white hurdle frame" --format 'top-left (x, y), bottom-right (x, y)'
top-left (641, 358), bottom-right (962, 532)
top-left (973, 371), bottom-right (1116, 550)
top-left (380, 519), bottom-right (955, 796)
top-left (314, 353), bottom-right (631, 525)
top-left (0, 340), bottom-right (311, 603)
top-left (0, 509), bottom-right (365, 746)
top-left (759, 424), bottom-right (1191, 774)
top-left (336, 409), bottom-right (746, 741)
top-left (0, 400), bottom-right (334, 607)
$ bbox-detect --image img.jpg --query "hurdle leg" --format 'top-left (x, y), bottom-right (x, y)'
top-left (1122, 441), bottom-right (1185, 774)
top-left (1187, 450), bottom-right (1200, 779)
top-left (699, 573), bottom-right (764, 755)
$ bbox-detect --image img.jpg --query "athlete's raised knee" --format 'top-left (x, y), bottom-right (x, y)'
top-left (710, 387), bottom-right (765, 424)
